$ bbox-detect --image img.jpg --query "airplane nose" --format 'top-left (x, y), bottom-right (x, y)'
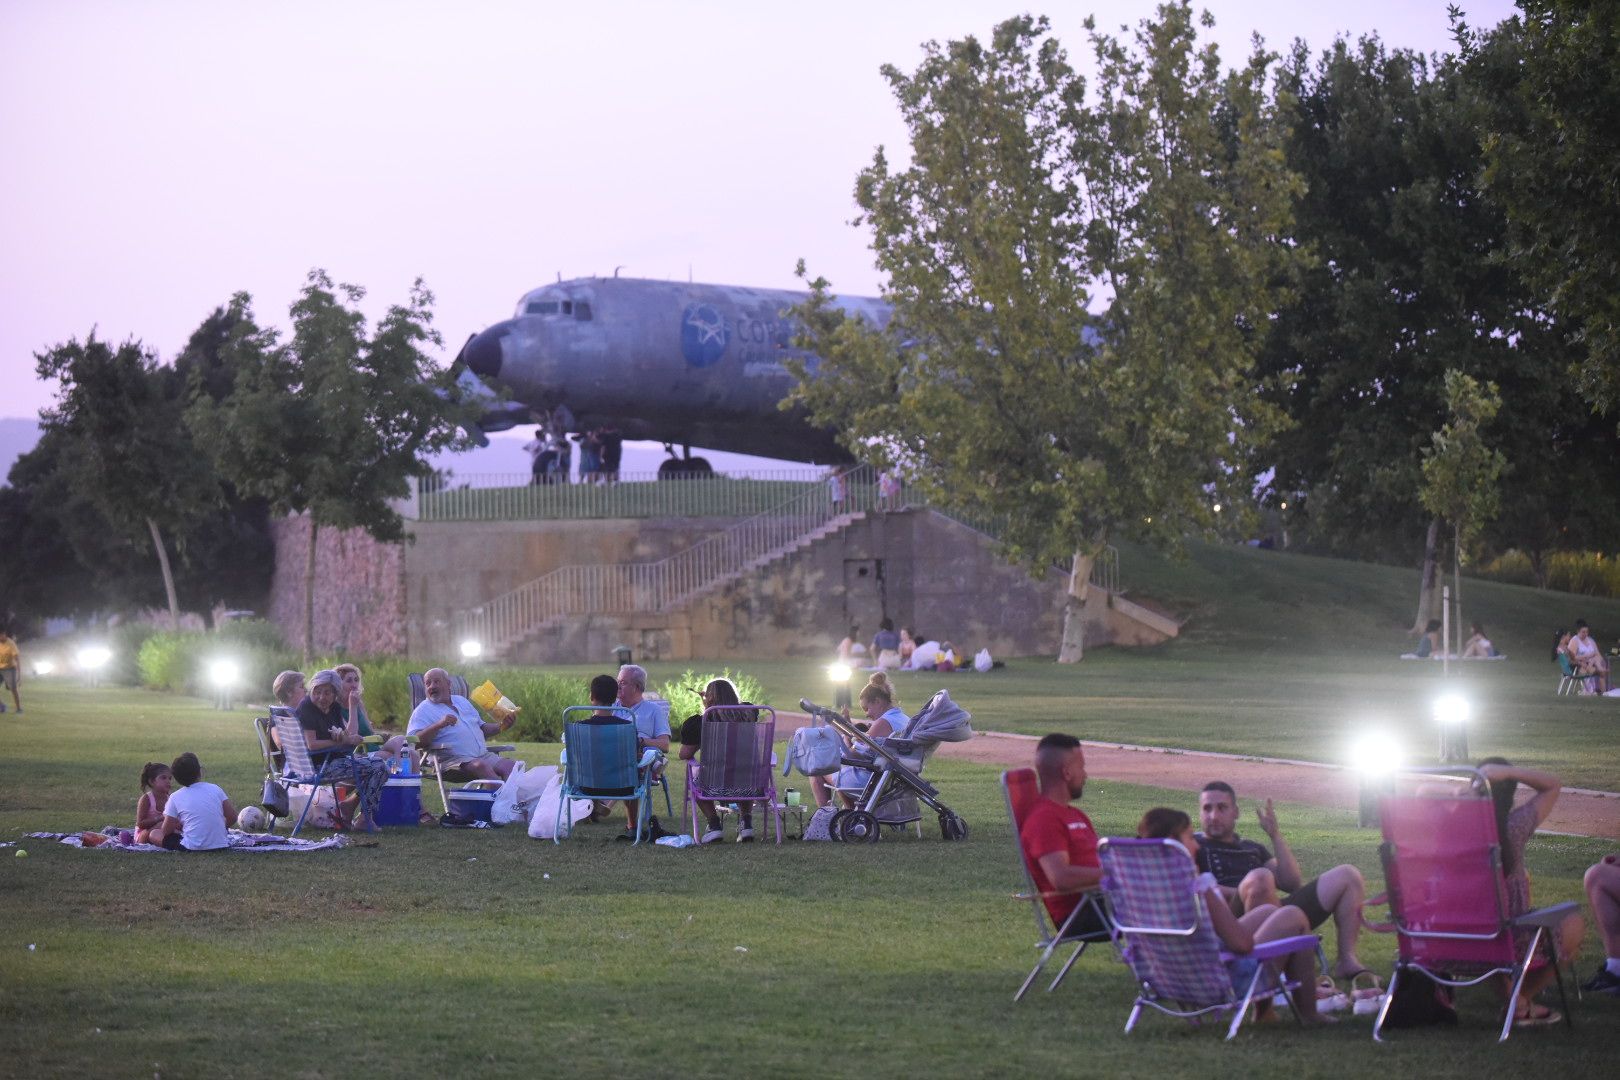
top-left (463, 325), bottom-right (507, 378)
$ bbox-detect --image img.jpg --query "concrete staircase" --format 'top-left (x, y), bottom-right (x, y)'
top-left (660, 511), bottom-right (866, 611)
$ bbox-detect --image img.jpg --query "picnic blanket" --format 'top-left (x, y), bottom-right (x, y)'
top-left (26, 828), bottom-right (350, 853)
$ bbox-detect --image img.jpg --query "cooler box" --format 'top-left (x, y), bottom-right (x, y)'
top-left (376, 777), bottom-right (421, 826)
top-left (446, 780), bottom-right (501, 824)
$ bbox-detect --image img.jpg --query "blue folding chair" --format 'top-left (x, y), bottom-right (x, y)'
top-left (270, 714), bottom-right (353, 837)
top-left (554, 706), bottom-right (660, 844)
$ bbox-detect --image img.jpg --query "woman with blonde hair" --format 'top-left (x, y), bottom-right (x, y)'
top-left (811, 671), bottom-right (907, 809)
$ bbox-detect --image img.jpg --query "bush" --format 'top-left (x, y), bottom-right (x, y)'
top-left (656, 668), bottom-right (772, 727)
top-left (138, 630), bottom-right (297, 698)
top-left (106, 622), bottom-right (161, 686)
top-left (1478, 550), bottom-right (1620, 597)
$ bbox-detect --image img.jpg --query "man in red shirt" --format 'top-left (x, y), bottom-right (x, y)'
top-left (1019, 733), bottom-right (1106, 936)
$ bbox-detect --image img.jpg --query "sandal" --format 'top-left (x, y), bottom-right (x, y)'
top-left (1347, 970), bottom-right (1385, 1001)
top-left (1513, 1003), bottom-right (1562, 1027)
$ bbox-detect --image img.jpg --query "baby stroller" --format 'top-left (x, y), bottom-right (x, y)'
top-left (797, 689), bottom-right (973, 842)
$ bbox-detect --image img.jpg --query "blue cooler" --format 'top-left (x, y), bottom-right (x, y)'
top-left (376, 777), bottom-right (421, 826)
top-left (446, 780), bottom-right (502, 824)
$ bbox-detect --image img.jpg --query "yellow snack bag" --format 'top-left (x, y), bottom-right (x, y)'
top-left (469, 680), bottom-right (520, 722)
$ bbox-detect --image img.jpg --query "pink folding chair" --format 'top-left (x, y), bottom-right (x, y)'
top-left (1368, 767), bottom-right (1576, 1043)
top-left (1002, 768), bottom-right (1111, 1001)
top-left (683, 705), bottom-right (782, 844)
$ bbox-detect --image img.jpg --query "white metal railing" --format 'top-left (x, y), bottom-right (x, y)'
top-left (455, 466), bottom-right (886, 653)
top-left (411, 469), bottom-right (843, 522)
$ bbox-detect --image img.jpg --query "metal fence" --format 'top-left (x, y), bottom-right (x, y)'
top-left (412, 469), bottom-right (848, 522)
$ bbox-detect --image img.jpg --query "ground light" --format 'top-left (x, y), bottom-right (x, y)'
top-left (1433, 693), bottom-right (1471, 763)
top-left (76, 645), bottom-right (111, 688)
top-left (459, 639), bottom-right (483, 660)
top-left (32, 658), bottom-right (54, 676)
top-left (208, 658), bottom-right (239, 711)
top-left (1350, 728), bottom-right (1404, 828)
top-left (827, 662), bottom-right (852, 711)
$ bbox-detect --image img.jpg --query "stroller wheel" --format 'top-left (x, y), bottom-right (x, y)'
top-left (940, 812), bottom-right (969, 841)
top-left (827, 808), bottom-right (849, 842)
top-left (835, 809), bottom-right (880, 843)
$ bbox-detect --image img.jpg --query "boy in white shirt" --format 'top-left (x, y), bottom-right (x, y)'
top-left (156, 752), bottom-right (237, 851)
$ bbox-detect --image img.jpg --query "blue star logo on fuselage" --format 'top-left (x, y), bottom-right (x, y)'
top-left (680, 304), bottom-right (730, 367)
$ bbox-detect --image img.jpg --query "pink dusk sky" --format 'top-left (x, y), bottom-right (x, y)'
top-left (1, 0), bottom-right (1517, 423)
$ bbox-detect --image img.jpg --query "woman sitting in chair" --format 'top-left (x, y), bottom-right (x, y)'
top-left (293, 669), bottom-right (388, 833)
top-left (679, 677), bottom-right (762, 844)
top-left (1138, 807), bottom-right (1328, 1025)
top-left (334, 662), bottom-right (409, 771)
top-left (810, 671), bottom-right (908, 810)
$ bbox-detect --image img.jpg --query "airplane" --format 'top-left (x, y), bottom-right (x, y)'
top-left (450, 275), bottom-right (893, 474)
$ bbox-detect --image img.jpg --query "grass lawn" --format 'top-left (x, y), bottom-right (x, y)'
top-left (2, 681), bottom-right (1617, 1078)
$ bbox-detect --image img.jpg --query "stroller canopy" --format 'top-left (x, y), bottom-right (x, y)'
top-left (902, 690), bottom-right (974, 745)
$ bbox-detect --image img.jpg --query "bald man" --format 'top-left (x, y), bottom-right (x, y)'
top-left (1019, 733), bottom-right (1106, 937)
top-left (406, 667), bottom-right (515, 782)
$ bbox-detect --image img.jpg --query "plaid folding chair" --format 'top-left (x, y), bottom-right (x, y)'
top-left (555, 707), bottom-right (659, 844)
top-left (684, 705), bottom-right (781, 844)
top-left (1367, 767), bottom-right (1577, 1043)
top-left (270, 714), bottom-right (355, 837)
top-left (1002, 768), bottom-right (1111, 1001)
top-left (1098, 837), bottom-right (1320, 1040)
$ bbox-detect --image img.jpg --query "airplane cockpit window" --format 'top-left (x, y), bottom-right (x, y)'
top-left (525, 300), bottom-right (559, 316)
top-left (574, 301), bottom-right (592, 321)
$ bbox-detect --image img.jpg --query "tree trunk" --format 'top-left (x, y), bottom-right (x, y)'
top-left (1056, 545), bottom-right (1097, 664)
top-left (145, 516), bottom-right (181, 630)
top-left (303, 515), bottom-right (318, 668)
top-left (1411, 517), bottom-right (1443, 633)
top-left (1452, 523), bottom-right (1463, 656)
top-left (1529, 547), bottom-right (1547, 589)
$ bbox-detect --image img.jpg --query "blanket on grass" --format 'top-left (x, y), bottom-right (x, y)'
top-left (26, 828), bottom-right (349, 853)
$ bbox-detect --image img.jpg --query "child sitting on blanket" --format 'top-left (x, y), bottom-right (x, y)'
top-left (154, 752), bottom-right (238, 851)
top-left (134, 762), bottom-right (172, 845)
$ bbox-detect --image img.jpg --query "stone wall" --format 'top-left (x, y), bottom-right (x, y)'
top-left (268, 515), bottom-right (406, 655)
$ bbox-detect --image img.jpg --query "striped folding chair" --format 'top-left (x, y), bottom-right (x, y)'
top-left (1098, 837), bottom-right (1320, 1040)
top-left (554, 708), bottom-right (658, 844)
top-left (684, 705), bottom-right (781, 843)
top-left (1002, 768), bottom-right (1112, 1001)
top-left (270, 714), bottom-right (353, 838)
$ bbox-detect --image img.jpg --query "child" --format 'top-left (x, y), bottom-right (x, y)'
top-left (0, 628), bottom-right (20, 713)
top-left (134, 762), bottom-right (172, 845)
top-left (156, 752), bottom-right (237, 851)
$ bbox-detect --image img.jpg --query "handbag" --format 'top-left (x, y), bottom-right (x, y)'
top-left (783, 714), bottom-right (843, 777)
top-left (261, 777), bottom-right (290, 817)
top-left (803, 805), bottom-right (837, 841)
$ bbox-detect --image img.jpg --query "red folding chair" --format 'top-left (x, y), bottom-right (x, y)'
top-left (1368, 767), bottom-right (1577, 1043)
top-left (1002, 767), bottom-right (1112, 1001)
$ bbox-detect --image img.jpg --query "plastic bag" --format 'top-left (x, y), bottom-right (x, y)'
top-left (973, 648), bottom-right (993, 673)
top-left (527, 773), bottom-right (595, 839)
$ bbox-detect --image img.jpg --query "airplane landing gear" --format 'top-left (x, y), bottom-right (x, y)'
top-left (658, 443), bottom-right (713, 479)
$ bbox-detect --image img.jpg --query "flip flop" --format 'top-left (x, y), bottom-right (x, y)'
top-left (1513, 1004), bottom-right (1562, 1028)
top-left (1348, 970), bottom-right (1385, 1001)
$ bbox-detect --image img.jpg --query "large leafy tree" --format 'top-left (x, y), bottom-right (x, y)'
top-left (1455, 1), bottom-right (1620, 413)
top-left (188, 271), bottom-right (472, 661)
top-left (1256, 36), bottom-right (1614, 619)
top-left (790, 6), bottom-right (1300, 661)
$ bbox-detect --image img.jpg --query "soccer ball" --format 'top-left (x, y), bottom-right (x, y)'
top-left (237, 805), bottom-right (267, 832)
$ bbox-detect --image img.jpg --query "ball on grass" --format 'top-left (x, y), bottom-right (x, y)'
top-left (237, 805), bottom-right (267, 832)
top-left (14, 849), bottom-right (26, 858)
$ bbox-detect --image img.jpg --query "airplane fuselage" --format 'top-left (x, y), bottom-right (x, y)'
top-left (459, 277), bottom-right (890, 462)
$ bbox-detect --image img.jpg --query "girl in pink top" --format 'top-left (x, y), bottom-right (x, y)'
top-left (134, 762), bottom-right (172, 845)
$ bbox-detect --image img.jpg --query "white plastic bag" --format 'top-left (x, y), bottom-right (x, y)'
top-left (527, 772), bottom-right (594, 839)
top-left (973, 648), bottom-right (993, 673)
top-left (492, 761), bottom-right (555, 825)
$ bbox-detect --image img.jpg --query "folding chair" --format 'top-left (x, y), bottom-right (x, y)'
top-left (1098, 837), bottom-right (1320, 1040)
top-left (683, 705), bottom-right (781, 844)
top-left (406, 671), bottom-right (515, 815)
top-left (1002, 768), bottom-right (1111, 1001)
top-left (252, 713), bottom-right (291, 830)
top-left (1556, 653), bottom-right (1594, 696)
top-left (1367, 767), bottom-right (1577, 1043)
top-left (554, 706), bottom-right (660, 844)
top-left (269, 714), bottom-right (355, 838)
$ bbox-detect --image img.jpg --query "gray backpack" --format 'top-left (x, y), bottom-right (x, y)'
top-left (783, 715), bottom-right (842, 777)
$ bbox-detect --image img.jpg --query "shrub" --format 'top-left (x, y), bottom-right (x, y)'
top-left (106, 622), bottom-right (161, 686)
top-left (1478, 550), bottom-right (1620, 597)
top-left (138, 630), bottom-right (297, 698)
top-left (656, 668), bottom-right (772, 726)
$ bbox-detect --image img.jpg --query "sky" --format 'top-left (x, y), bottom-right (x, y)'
top-left (1, 0), bottom-right (1519, 440)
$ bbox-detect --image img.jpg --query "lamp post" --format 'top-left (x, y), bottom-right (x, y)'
top-left (827, 662), bottom-right (852, 711)
top-left (1350, 729), bottom-right (1404, 828)
top-left (459, 639), bottom-right (483, 661)
top-left (208, 658), bottom-right (240, 711)
top-left (613, 644), bottom-right (633, 667)
top-left (76, 645), bottom-right (111, 689)
top-left (1433, 693), bottom-right (1471, 764)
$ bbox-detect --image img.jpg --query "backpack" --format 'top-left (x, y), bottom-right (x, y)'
top-left (783, 716), bottom-right (843, 777)
top-left (1379, 969), bottom-right (1457, 1028)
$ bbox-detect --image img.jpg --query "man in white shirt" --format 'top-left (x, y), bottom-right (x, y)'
top-left (407, 668), bottom-right (516, 781)
top-left (613, 664), bottom-right (671, 840)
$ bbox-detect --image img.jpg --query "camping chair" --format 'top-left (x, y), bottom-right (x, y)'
top-left (406, 671), bottom-right (516, 814)
top-left (683, 705), bottom-right (781, 844)
top-left (269, 714), bottom-right (357, 838)
top-left (1366, 767), bottom-right (1577, 1043)
top-left (252, 713), bottom-right (292, 830)
top-left (1002, 768), bottom-right (1112, 1002)
top-left (555, 706), bottom-right (660, 844)
top-left (1555, 653), bottom-right (1594, 696)
top-left (1097, 837), bottom-right (1320, 1040)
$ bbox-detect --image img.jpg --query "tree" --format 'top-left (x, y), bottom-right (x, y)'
top-left (188, 271), bottom-right (472, 662)
top-left (1456, 1), bottom-right (1620, 413)
top-left (1419, 370), bottom-right (1505, 648)
top-left (789, 6), bottom-right (1299, 661)
top-left (33, 336), bottom-right (219, 628)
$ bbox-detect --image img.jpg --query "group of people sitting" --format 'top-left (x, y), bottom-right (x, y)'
top-left (846, 619), bottom-right (967, 672)
top-left (1554, 620), bottom-right (1611, 693)
top-left (1019, 733), bottom-right (1614, 1025)
top-left (1412, 619), bottom-right (1500, 659)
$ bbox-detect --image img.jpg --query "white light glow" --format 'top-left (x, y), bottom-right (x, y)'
top-left (208, 659), bottom-right (240, 688)
top-left (76, 645), bottom-right (111, 671)
top-left (33, 659), bottom-right (55, 676)
top-left (1350, 730), bottom-right (1404, 777)
top-left (1433, 694), bottom-right (1470, 726)
top-left (459, 639), bottom-right (483, 659)
top-left (826, 663), bottom-right (852, 684)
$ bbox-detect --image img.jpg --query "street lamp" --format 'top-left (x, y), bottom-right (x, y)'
top-left (1433, 693), bottom-right (1471, 764)
top-left (827, 662), bottom-right (852, 711)
top-left (76, 645), bottom-right (111, 688)
top-left (208, 658), bottom-right (240, 711)
top-left (1350, 729), bottom-right (1404, 828)
top-left (459, 639), bottom-right (483, 660)
top-left (32, 658), bottom-right (54, 676)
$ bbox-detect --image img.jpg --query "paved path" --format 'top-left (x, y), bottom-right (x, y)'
top-left (774, 712), bottom-right (1620, 840)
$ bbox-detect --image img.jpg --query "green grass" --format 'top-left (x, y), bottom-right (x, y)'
top-left (3, 681), bottom-right (1617, 1078)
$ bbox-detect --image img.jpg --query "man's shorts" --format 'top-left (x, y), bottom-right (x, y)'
top-left (0, 667), bottom-right (15, 691)
top-left (435, 751), bottom-right (504, 772)
top-left (1282, 876), bottom-right (1330, 928)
